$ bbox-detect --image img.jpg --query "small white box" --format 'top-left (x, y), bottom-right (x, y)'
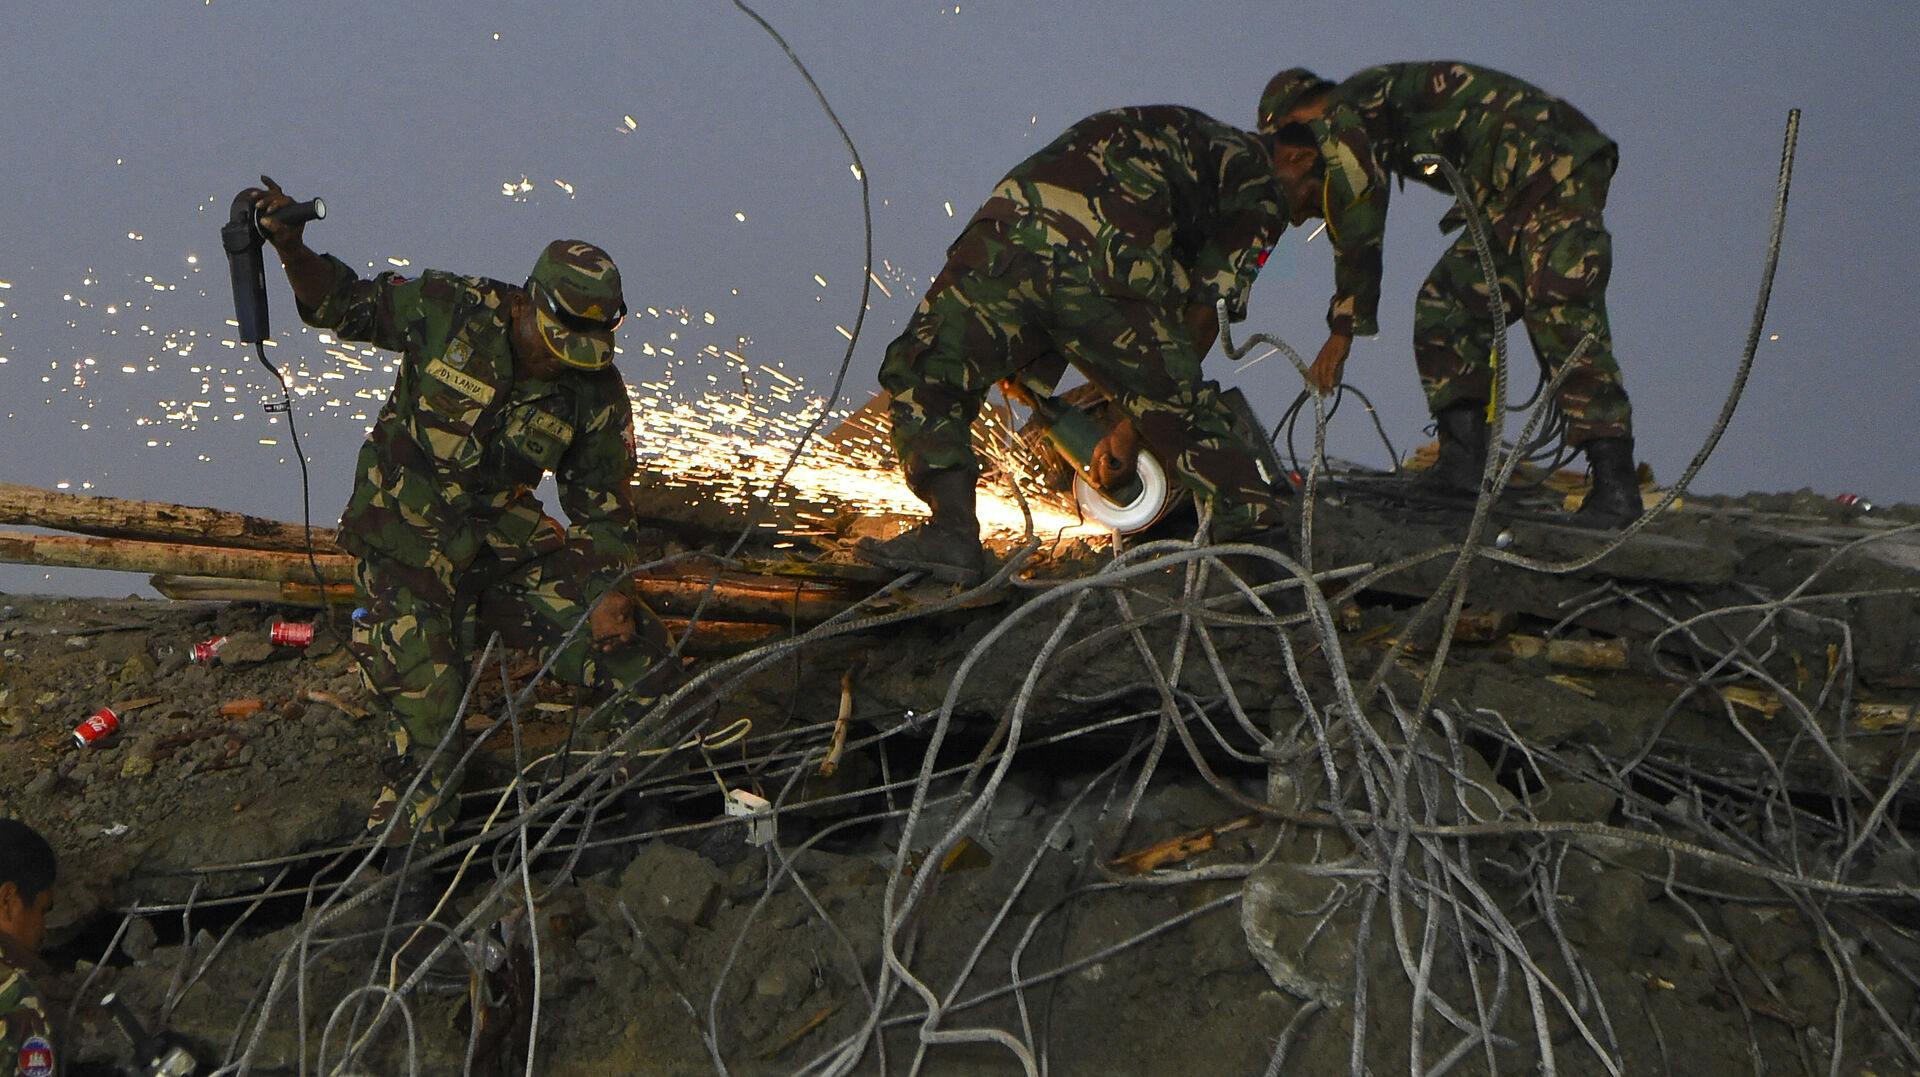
top-left (724, 788), bottom-right (775, 847)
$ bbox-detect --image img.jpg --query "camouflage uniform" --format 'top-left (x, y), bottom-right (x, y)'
top-left (880, 106), bottom-right (1292, 538)
top-left (0, 936), bottom-right (55, 1077)
top-left (1264, 62), bottom-right (1632, 444)
top-left (301, 251), bottom-right (670, 840)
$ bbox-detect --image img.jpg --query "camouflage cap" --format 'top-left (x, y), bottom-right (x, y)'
top-left (527, 239), bottom-right (626, 371)
top-left (1257, 67), bottom-right (1335, 133)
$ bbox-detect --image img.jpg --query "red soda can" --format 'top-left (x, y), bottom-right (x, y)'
top-left (73, 707), bottom-right (120, 748)
top-left (191, 635), bottom-right (229, 664)
top-left (270, 621), bottom-right (315, 648)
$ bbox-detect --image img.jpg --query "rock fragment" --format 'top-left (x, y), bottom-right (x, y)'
top-left (620, 843), bottom-right (724, 929)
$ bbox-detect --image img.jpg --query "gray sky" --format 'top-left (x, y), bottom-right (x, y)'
top-left (3, 1), bottom-right (1916, 598)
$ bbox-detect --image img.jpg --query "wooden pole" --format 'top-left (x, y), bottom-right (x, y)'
top-left (0, 482), bottom-right (344, 553)
top-left (147, 568), bottom-right (861, 626)
top-left (663, 618), bottom-right (785, 657)
top-left (631, 569), bottom-right (859, 624)
top-left (0, 529), bottom-right (353, 583)
top-left (149, 574), bottom-right (358, 607)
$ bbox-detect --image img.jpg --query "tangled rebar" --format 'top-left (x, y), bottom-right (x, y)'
top-left (62, 25), bottom-right (1919, 1077)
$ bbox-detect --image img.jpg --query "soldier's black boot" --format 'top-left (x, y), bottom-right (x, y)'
top-left (855, 468), bottom-right (988, 585)
top-left (1420, 403), bottom-right (1489, 495)
top-left (1566, 437), bottom-right (1643, 530)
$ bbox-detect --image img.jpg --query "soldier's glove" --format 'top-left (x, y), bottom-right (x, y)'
top-left (1090, 417), bottom-right (1142, 489)
top-left (241, 175), bottom-right (307, 253)
top-left (590, 590), bottom-right (638, 652)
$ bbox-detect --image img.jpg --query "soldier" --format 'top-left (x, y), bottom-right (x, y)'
top-left (861, 106), bottom-right (1295, 583)
top-left (1257, 63), bottom-right (1642, 528)
top-left (0, 820), bottom-right (57, 1077)
top-left (250, 181), bottom-right (676, 848)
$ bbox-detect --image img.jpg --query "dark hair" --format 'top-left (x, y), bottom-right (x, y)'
top-left (0, 819), bottom-right (56, 902)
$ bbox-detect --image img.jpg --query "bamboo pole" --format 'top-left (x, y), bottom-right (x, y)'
top-left (0, 482), bottom-right (344, 553)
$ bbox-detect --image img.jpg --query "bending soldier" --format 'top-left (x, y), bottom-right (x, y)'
top-left (1258, 63), bottom-right (1642, 527)
top-left (251, 181), bottom-right (675, 847)
top-left (861, 106), bottom-right (1296, 583)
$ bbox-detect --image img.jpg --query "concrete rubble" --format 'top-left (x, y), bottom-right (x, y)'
top-left (0, 480), bottom-right (1917, 1075)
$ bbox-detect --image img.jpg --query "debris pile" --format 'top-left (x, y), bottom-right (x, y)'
top-left (1, 468), bottom-right (1916, 1073)
top-left (1, 107), bottom-right (1914, 1075)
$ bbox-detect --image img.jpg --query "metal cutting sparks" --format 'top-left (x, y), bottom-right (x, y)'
top-left (625, 365), bottom-right (1101, 542)
top-left (27, 247), bottom-right (1098, 543)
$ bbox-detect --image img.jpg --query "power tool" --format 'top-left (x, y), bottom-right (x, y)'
top-left (1014, 386), bottom-right (1174, 534)
top-left (220, 175), bottom-right (325, 343)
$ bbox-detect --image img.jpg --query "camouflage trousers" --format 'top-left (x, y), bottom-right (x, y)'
top-left (1413, 155), bottom-right (1633, 444)
top-left (879, 220), bottom-right (1288, 538)
top-left (352, 547), bottom-right (673, 843)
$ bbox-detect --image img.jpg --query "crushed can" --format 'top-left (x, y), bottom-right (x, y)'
top-left (1835, 493), bottom-right (1874, 513)
top-left (73, 706), bottom-right (120, 748)
top-left (191, 635), bottom-right (229, 664)
top-left (270, 621), bottom-right (316, 648)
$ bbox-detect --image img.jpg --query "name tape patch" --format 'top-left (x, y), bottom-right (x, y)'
top-left (426, 358), bottom-right (496, 404)
top-left (525, 410), bottom-right (574, 444)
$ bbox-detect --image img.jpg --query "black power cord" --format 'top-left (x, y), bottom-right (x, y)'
top-left (248, 338), bottom-right (346, 645)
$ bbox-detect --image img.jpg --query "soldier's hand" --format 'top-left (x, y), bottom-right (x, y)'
top-left (243, 175), bottom-right (307, 254)
top-left (590, 591), bottom-right (637, 652)
top-left (1307, 332), bottom-right (1352, 395)
top-left (1090, 417), bottom-right (1141, 490)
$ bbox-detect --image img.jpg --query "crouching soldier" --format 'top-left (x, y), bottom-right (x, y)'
top-left (250, 180), bottom-right (678, 848)
top-left (860, 106), bottom-right (1298, 583)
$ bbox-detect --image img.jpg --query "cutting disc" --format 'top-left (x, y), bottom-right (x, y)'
top-left (1073, 450), bottom-right (1173, 534)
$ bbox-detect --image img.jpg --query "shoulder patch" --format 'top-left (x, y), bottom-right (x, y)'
top-left (19, 1034), bottom-right (54, 1077)
top-left (445, 337), bottom-right (475, 370)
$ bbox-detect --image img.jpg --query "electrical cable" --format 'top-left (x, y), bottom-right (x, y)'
top-left (249, 339), bottom-right (344, 644)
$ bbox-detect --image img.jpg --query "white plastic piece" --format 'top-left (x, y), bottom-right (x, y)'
top-left (1073, 449), bottom-right (1172, 534)
top-left (725, 788), bottom-right (775, 847)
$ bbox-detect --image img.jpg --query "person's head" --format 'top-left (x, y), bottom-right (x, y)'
top-left (508, 240), bottom-right (627, 379)
top-left (1256, 68), bottom-right (1337, 226)
top-left (0, 819), bottom-right (56, 952)
top-left (1256, 66), bottom-right (1336, 133)
top-left (1266, 123), bottom-right (1325, 226)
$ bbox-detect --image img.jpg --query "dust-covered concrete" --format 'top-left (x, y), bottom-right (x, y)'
top-left (3, 486), bottom-right (1918, 1075)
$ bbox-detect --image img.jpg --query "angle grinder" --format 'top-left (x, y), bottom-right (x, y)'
top-left (1020, 390), bottom-right (1173, 534)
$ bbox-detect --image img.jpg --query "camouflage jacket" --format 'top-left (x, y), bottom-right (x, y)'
top-left (301, 256), bottom-right (642, 593)
top-left (0, 936), bottom-right (55, 1077)
top-left (967, 105), bottom-right (1287, 321)
top-left (1310, 62), bottom-right (1617, 335)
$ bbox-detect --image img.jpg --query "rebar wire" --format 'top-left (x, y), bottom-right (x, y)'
top-left (167, 105), bottom-right (1920, 1077)
top-left (663, 0), bottom-right (883, 664)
